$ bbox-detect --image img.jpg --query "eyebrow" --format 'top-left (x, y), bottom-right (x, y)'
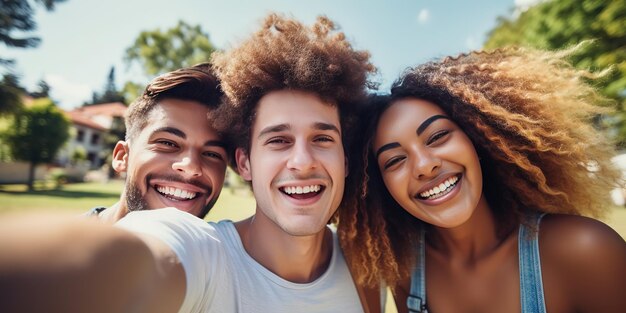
top-left (375, 142), bottom-right (401, 159)
top-left (152, 127), bottom-right (186, 139)
top-left (258, 122), bottom-right (341, 138)
top-left (258, 124), bottom-right (290, 138)
top-left (313, 122), bottom-right (341, 135)
top-left (375, 114), bottom-right (451, 159)
top-left (416, 115), bottom-right (450, 136)
top-left (204, 140), bottom-right (227, 149)
top-left (153, 127), bottom-right (226, 148)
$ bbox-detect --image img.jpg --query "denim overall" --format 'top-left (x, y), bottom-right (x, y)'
top-left (407, 214), bottom-right (547, 313)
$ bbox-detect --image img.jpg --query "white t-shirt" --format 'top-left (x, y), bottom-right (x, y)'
top-left (116, 208), bottom-right (364, 313)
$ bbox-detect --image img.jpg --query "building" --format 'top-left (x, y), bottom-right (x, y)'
top-left (57, 102), bottom-right (127, 169)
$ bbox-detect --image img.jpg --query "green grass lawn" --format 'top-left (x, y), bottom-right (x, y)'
top-left (1, 180), bottom-right (624, 313)
top-left (0, 180), bottom-right (257, 221)
top-left (1, 180), bottom-right (625, 236)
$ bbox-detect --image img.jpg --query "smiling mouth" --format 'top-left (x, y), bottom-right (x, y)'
top-left (155, 185), bottom-right (202, 201)
top-left (417, 174), bottom-right (460, 200)
top-left (280, 184), bottom-right (324, 200)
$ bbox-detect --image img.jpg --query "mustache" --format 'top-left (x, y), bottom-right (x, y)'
top-left (272, 173), bottom-right (327, 185)
top-left (146, 173), bottom-right (212, 192)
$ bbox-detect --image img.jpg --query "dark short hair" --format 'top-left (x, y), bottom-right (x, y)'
top-left (125, 63), bottom-right (223, 142)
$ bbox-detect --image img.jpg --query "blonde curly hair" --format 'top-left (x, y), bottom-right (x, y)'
top-left (338, 45), bottom-right (622, 288)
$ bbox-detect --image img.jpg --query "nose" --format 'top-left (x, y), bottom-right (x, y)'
top-left (172, 152), bottom-right (202, 177)
top-left (411, 148), bottom-right (441, 180)
top-left (286, 141), bottom-right (317, 173)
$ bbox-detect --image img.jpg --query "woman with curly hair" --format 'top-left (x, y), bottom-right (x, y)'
top-left (338, 46), bottom-right (626, 313)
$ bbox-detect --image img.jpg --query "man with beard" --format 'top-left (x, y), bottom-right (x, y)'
top-left (87, 63), bottom-right (229, 222)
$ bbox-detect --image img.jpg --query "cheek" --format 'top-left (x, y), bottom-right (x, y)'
top-left (319, 149), bottom-right (346, 175)
top-left (382, 171), bottom-right (409, 202)
top-left (461, 143), bottom-right (484, 196)
top-left (207, 165), bottom-right (227, 183)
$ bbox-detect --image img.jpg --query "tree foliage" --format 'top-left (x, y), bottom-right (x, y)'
top-left (29, 79), bottom-right (50, 98)
top-left (3, 98), bottom-right (70, 190)
top-left (87, 66), bottom-right (125, 105)
top-left (485, 0), bottom-right (626, 144)
top-left (0, 74), bottom-right (26, 115)
top-left (121, 81), bottom-right (143, 104)
top-left (0, 0), bottom-right (67, 65)
top-left (124, 20), bottom-right (217, 77)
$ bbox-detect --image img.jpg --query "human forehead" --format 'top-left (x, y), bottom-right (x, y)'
top-left (374, 98), bottom-right (448, 147)
top-left (139, 99), bottom-right (221, 139)
top-left (252, 90), bottom-right (341, 134)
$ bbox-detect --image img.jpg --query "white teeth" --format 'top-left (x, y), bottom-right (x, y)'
top-left (283, 185), bottom-right (321, 195)
top-left (419, 175), bottom-right (459, 199)
top-left (157, 186), bottom-right (197, 199)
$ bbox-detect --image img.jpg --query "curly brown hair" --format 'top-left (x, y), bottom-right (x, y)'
top-left (337, 45), bottom-right (622, 288)
top-left (210, 13), bottom-right (377, 170)
top-left (125, 62), bottom-right (223, 142)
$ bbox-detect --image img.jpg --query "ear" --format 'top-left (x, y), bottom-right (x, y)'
top-left (235, 148), bottom-right (252, 181)
top-left (112, 141), bottom-right (130, 173)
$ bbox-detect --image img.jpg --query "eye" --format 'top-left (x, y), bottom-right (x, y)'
top-left (156, 140), bottom-right (178, 148)
top-left (383, 156), bottom-right (406, 170)
top-left (202, 150), bottom-right (225, 161)
top-left (427, 130), bottom-right (450, 145)
top-left (266, 137), bottom-right (290, 145)
top-left (314, 135), bottom-right (334, 143)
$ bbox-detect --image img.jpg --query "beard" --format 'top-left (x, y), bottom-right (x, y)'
top-left (124, 173), bottom-right (219, 219)
top-left (125, 181), bottom-right (150, 212)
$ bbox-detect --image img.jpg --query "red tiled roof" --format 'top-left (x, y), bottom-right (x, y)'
top-left (64, 102), bottom-right (127, 131)
top-left (65, 111), bottom-right (107, 132)
top-left (72, 102), bottom-right (127, 117)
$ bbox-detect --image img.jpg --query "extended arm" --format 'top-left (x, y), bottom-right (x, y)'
top-left (0, 213), bottom-right (185, 313)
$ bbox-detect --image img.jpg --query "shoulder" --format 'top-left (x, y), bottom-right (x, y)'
top-left (117, 208), bottom-right (214, 234)
top-left (116, 208), bottom-right (226, 260)
top-left (538, 214), bottom-right (626, 312)
top-left (84, 206), bottom-right (106, 217)
top-left (539, 214), bottom-right (625, 261)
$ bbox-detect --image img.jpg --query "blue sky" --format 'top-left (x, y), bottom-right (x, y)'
top-left (1, 0), bottom-right (538, 109)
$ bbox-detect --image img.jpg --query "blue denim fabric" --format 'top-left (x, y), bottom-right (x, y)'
top-left (407, 228), bottom-right (427, 313)
top-left (518, 213), bottom-right (547, 313)
top-left (407, 213), bottom-right (547, 313)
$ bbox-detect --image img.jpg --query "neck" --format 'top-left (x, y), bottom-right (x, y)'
top-left (428, 196), bottom-right (514, 264)
top-left (235, 213), bottom-right (333, 283)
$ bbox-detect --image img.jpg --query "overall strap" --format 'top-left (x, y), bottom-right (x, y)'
top-left (518, 213), bottom-right (547, 313)
top-left (407, 228), bottom-right (428, 313)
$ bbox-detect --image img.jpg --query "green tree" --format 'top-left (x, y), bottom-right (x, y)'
top-left (0, 0), bottom-right (67, 65)
top-left (485, 0), bottom-right (626, 144)
top-left (3, 98), bottom-right (70, 190)
top-left (121, 81), bottom-right (143, 104)
top-left (29, 79), bottom-right (51, 98)
top-left (0, 74), bottom-right (26, 115)
top-left (88, 66), bottom-right (125, 105)
top-left (124, 20), bottom-right (217, 77)
top-left (1, 0), bottom-right (66, 122)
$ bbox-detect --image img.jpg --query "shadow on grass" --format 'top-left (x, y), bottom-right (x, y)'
top-left (0, 188), bottom-right (119, 199)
